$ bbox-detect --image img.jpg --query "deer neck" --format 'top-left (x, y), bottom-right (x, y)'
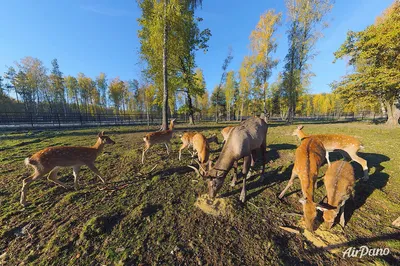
top-left (298, 130), bottom-right (307, 140)
top-left (169, 120), bottom-right (174, 130)
top-left (92, 138), bottom-right (105, 157)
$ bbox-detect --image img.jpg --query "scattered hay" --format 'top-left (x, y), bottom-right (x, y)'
top-left (299, 221), bottom-right (347, 253)
top-left (195, 194), bottom-right (232, 217)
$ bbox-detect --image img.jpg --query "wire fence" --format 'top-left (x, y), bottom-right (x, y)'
top-left (0, 111), bottom-right (386, 129)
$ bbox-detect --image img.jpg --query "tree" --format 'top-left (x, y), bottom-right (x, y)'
top-left (333, 1), bottom-right (400, 126)
top-left (250, 10), bottom-right (281, 115)
top-left (211, 85), bottom-right (226, 120)
top-left (224, 71), bottom-right (236, 121)
top-left (238, 56), bottom-right (255, 120)
top-left (108, 77), bottom-right (126, 115)
top-left (215, 48), bottom-right (233, 122)
top-left (138, 0), bottom-right (204, 130)
top-left (65, 75), bottom-right (80, 112)
top-left (49, 59), bottom-right (66, 115)
top-left (281, 0), bottom-right (333, 123)
top-left (96, 73), bottom-right (108, 110)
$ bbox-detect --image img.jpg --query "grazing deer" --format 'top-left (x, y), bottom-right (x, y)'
top-left (178, 131), bottom-right (198, 160)
top-left (142, 119), bottom-right (176, 164)
top-left (179, 132), bottom-right (218, 161)
top-left (21, 131), bottom-right (115, 207)
top-left (278, 137), bottom-right (326, 231)
top-left (192, 133), bottom-right (210, 173)
top-left (292, 125), bottom-right (368, 180)
top-left (318, 161), bottom-right (355, 229)
top-left (188, 117), bottom-right (268, 203)
top-left (221, 126), bottom-right (234, 144)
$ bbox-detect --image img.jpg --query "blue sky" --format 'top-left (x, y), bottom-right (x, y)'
top-left (0, 0), bottom-right (394, 95)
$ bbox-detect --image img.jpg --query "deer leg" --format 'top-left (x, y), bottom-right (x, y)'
top-left (348, 151), bottom-right (369, 181)
top-left (86, 163), bottom-right (106, 183)
top-left (142, 145), bottom-right (149, 164)
top-left (279, 170), bottom-right (298, 199)
top-left (73, 166), bottom-right (81, 190)
top-left (230, 160), bottom-right (238, 187)
top-left (165, 143), bottom-right (170, 155)
top-left (240, 156), bottom-right (252, 203)
top-left (178, 143), bottom-right (188, 161)
top-left (20, 172), bottom-right (43, 207)
top-left (47, 167), bottom-right (69, 189)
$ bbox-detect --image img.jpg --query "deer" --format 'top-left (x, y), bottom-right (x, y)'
top-left (142, 119), bottom-right (176, 164)
top-left (292, 125), bottom-right (368, 180)
top-left (278, 136), bottom-right (326, 231)
top-left (179, 132), bottom-right (218, 161)
top-left (20, 131), bottom-right (115, 207)
top-left (192, 133), bottom-right (210, 173)
top-left (221, 126), bottom-right (234, 144)
top-left (178, 131), bottom-right (198, 160)
top-left (317, 160), bottom-right (355, 229)
top-left (188, 117), bottom-right (268, 203)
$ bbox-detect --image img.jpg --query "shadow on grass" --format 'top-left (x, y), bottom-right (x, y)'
top-left (344, 152), bottom-right (390, 225)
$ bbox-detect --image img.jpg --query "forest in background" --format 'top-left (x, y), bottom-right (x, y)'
top-left (0, 0), bottom-right (398, 125)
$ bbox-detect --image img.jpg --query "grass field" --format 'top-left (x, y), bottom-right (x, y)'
top-left (0, 121), bottom-right (399, 265)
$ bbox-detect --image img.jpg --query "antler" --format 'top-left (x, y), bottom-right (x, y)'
top-left (187, 165), bottom-right (201, 177)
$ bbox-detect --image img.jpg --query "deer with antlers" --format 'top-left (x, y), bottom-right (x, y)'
top-left (278, 136), bottom-right (326, 231)
top-left (21, 131), bottom-right (115, 207)
top-left (292, 125), bottom-right (368, 180)
top-left (188, 117), bottom-right (268, 203)
top-left (318, 160), bottom-right (355, 229)
top-left (142, 119), bottom-right (176, 164)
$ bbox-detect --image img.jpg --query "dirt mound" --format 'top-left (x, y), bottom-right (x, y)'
top-left (195, 194), bottom-right (232, 216)
top-left (299, 221), bottom-right (347, 253)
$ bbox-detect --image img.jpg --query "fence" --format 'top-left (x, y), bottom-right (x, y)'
top-left (0, 112), bottom-right (386, 129)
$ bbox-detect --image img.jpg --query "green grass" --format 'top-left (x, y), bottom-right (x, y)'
top-left (0, 122), bottom-right (399, 265)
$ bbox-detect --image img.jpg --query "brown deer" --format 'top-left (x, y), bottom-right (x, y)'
top-left (192, 133), bottom-right (210, 174)
top-left (179, 132), bottom-right (218, 161)
top-left (188, 117), bottom-right (268, 203)
top-left (292, 125), bottom-right (368, 180)
top-left (318, 160), bottom-right (355, 229)
top-left (178, 131), bottom-right (198, 160)
top-left (21, 131), bottom-right (115, 207)
top-left (279, 137), bottom-right (326, 231)
top-left (142, 119), bottom-right (176, 164)
top-left (221, 126), bottom-right (234, 144)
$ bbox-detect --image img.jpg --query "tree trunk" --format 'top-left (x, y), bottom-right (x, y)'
top-left (385, 101), bottom-right (400, 127)
top-left (162, 0), bottom-right (169, 130)
top-left (187, 92), bottom-right (195, 125)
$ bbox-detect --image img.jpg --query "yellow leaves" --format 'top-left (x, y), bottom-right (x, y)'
top-left (249, 10), bottom-right (281, 63)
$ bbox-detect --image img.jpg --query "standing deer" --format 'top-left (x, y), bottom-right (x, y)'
top-left (278, 137), bottom-right (326, 231)
top-left (21, 131), bottom-right (115, 207)
top-left (292, 125), bottom-right (368, 180)
top-left (188, 117), bottom-right (268, 203)
top-left (178, 131), bottom-right (197, 160)
top-left (142, 119), bottom-right (176, 164)
top-left (318, 160), bottom-right (355, 229)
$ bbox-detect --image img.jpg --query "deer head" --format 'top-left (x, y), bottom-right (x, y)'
top-left (98, 131), bottom-right (116, 145)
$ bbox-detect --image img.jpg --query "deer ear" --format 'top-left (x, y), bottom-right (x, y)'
top-left (298, 125), bottom-right (304, 130)
top-left (98, 132), bottom-right (103, 137)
